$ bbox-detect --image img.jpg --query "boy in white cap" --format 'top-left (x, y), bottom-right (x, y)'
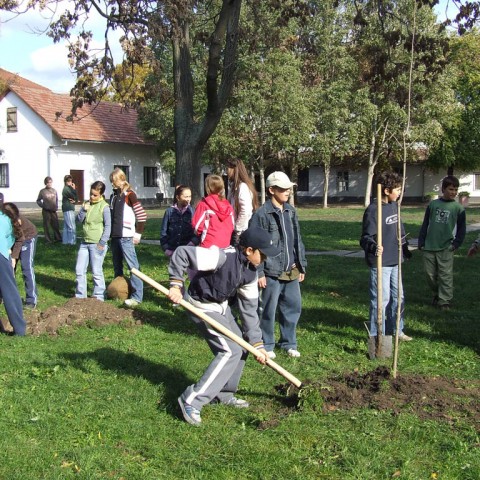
top-left (167, 226), bottom-right (277, 426)
top-left (249, 171), bottom-right (307, 358)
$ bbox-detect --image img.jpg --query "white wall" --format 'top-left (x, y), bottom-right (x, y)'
top-left (0, 91), bottom-right (168, 205)
top-left (0, 91), bottom-right (55, 203)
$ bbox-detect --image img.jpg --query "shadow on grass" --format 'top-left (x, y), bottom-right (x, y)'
top-left (35, 272), bottom-right (76, 298)
top-left (60, 348), bottom-right (194, 417)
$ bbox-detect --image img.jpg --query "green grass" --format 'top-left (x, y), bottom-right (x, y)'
top-left (1, 206), bottom-right (479, 479)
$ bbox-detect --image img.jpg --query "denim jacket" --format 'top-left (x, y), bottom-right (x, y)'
top-left (161, 205), bottom-right (199, 251)
top-left (249, 199), bottom-right (307, 278)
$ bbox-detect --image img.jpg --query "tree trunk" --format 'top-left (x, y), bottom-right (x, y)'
top-left (289, 153), bottom-right (298, 207)
top-left (323, 162), bottom-right (330, 208)
top-left (171, 0), bottom-right (242, 201)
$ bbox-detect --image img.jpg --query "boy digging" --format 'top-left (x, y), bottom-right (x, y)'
top-left (167, 227), bottom-right (277, 426)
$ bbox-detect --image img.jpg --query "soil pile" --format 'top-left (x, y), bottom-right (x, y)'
top-left (1, 298), bottom-right (141, 336)
top-left (269, 366), bottom-right (480, 429)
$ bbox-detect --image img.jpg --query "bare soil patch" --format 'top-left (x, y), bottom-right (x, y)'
top-left (1, 298), bottom-right (141, 336)
top-left (261, 366), bottom-right (480, 430)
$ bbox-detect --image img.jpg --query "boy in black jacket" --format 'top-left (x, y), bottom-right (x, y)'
top-left (360, 172), bottom-right (412, 343)
top-left (167, 227), bottom-right (278, 426)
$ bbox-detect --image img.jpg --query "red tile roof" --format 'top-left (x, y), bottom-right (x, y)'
top-left (1, 68), bottom-right (153, 146)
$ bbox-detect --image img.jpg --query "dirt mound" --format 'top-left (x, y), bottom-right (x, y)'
top-left (1, 298), bottom-right (141, 336)
top-left (265, 366), bottom-right (480, 430)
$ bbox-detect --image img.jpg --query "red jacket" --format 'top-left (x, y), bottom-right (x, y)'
top-left (192, 194), bottom-right (235, 248)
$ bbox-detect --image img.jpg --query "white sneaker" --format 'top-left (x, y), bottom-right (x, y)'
top-left (287, 348), bottom-right (301, 358)
top-left (124, 299), bottom-right (140, 307)
top-left (266, 351), bottom-right (276, 359)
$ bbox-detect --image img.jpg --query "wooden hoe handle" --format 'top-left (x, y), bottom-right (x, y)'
top-left (131, 268), bottom-right (303, 388)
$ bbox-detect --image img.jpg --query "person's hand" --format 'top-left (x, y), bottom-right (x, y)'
top-left (11, 258), bottom-right (16, 269)
top-left (449, 244), bottom-right (457, 252)
top-left (167, 286), bottom-right (183, 304)
top-left (83, 201), bottom-right (90, 211)
top-left (69, 198), bottom-right (75, 204)
top-left (133, 233), bottom-right (141, 245)
top-left (258, 276), bottom-right (267, 288)
top-left (96, 244), bottom-right (105, 251)
top-left (375, 245), bottom-right (384, 256)
top-left (165, 249), bottom-right (174, 257)
top-left (467, 243), bottom-right (478, 257)
top-left (255, 348), bottom-right (269, 365)
top-left (299, 273), bottom-right (305, 283)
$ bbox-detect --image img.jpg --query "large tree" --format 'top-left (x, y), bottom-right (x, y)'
top-left (1, 0), bottom-right (246, 199)
top-left (350, 0), bottom-right (453, 205)
top-left (427, 30), bottom-right (480, 173)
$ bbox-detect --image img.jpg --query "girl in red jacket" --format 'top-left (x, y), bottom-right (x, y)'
top-left (192, 175), bottom-right (234, 248)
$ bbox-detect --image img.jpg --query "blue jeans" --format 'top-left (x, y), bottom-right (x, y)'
top-left (62, 210), bottom-right (76, 245)
top-left (75, 243), bottom-right (108, 300)
top-left (0, 254), bottom-right (26, 335)
top-left (259, 277), bottom-right (302, 351)
top-left (368, 266), bottom-right (404, 336)
top-left (111, 237), bottom-right (143, 302)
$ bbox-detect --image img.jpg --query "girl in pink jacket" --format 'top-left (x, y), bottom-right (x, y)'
top-left (192, 175), bottom-right (234, 248)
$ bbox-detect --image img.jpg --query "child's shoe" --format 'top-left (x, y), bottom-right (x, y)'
top-left (287, 348), bottom-right (301, 358)
top-left (178, 397), bottom-right (201, 426)
top-left (124, 299), bottom-right (140, 308)
top-left (224, 397), bottom-right (250, 408)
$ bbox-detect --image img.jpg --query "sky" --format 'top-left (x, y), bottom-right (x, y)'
top-left (0, 0), bottom-right (458, 94)
top-left (0, 1), bottom-right (123, 93)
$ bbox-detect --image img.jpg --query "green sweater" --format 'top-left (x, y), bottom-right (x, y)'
top-left (82, 199), bottom-right (109, 244)
top-left (62, 185), bottom-right (78, 212)
top-left (418, 198), bottom-right (467, 251)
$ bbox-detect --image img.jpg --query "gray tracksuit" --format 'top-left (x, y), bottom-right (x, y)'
top-left (169, 245), bottom-right (264, 410)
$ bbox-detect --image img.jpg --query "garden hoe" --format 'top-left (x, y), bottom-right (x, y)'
top-left (131, 268), bottom-right (303, 389)
top-left (367, 183), bottom-right (392, 360)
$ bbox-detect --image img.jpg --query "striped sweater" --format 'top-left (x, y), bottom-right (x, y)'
top-left (110, 188), bottom-right (147, 239)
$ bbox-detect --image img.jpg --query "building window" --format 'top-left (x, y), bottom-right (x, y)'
top-left (0, 163), bottom-right (9, 187)
top-left (7, 107), bottom-right (17, 132)
top-left (144, 166), bottom-right (158, 187)
top-left (297, 169), bottom-right (309, 192)
top-left (337, 171), bottom-right (349, 192)
top-left (113, 165), bottom-right (129, 182)
top-left (170, 174), bottom-right (176, 188)
top-left (474, 173), bottom-right (480, 190)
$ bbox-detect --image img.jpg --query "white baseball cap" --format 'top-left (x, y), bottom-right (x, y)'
top-left (266, 171), bottom-right (296, 189)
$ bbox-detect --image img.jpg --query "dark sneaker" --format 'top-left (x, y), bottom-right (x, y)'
top-left (178, 397), bottom-right (201, 426)
top-left (440, 304), bottom-right (450, 311)
top-left (432, 296), bottom-right (439, 307)
top-left (224, 396), bottom-right (250, 408)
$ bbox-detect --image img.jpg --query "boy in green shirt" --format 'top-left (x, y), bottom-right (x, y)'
top-left (418, 176), bottom-right (466, 310)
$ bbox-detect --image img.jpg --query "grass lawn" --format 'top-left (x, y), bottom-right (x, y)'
top-left (0, 205), bottom-right (479, 479)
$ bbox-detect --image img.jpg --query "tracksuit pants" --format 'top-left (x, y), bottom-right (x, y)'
top-left (180, 302), bottom-right (247, 411)
top-left (0, 254), bottom-right (26, 335)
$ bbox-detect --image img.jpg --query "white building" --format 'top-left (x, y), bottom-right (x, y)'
top-left (0, 68), bottom-right (171, 207)
top-left (1, 68), bottom-right (478, 207)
